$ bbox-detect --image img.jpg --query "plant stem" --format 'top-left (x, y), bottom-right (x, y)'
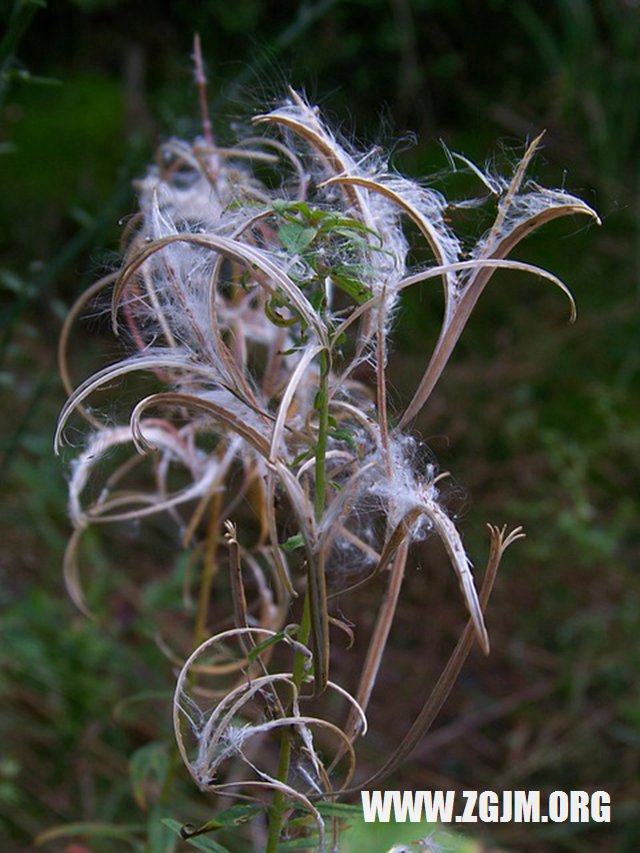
top-left (266, 350), bottom-right (329, 852)
top-left (266, 593), bottom-right (311, 853)
top-left (314, 350), bottom-right (329, 521)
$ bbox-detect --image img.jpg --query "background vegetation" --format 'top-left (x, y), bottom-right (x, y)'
top-left (1, 0), bottom-right (638, 850)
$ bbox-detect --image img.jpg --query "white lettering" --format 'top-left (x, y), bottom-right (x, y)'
top-left (361, 790), bottom-right (392, 822)
top-left (591, 791), bottom-right (611, 823)
top-left (422, 790), bottom-right (456, 823)
top-left (460, 790), bottom-right (478, 822)
top-left (478, 790), bottom-right (499, 822)
top-left (513, 790), bottom-right (540, 822)
top-left (570, 790), bottom-right (589, 822)
top-left (392, 790), bottom-right (424, 823)
top-left (548, 791), bottom-right (569, 822)
top-left (361, 788), bottom-right (610, 824)
top-left (500, 790), bottom-right (512, 822)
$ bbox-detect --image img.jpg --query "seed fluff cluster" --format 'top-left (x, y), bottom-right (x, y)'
top-left (56, 81), bottom-right (598, 847)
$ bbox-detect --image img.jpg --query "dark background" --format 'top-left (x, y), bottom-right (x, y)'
top-left (1, 1), bottom-right (639, 851)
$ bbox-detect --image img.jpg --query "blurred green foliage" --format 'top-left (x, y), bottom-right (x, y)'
top-left (1, 0), bottom-right (638, 850)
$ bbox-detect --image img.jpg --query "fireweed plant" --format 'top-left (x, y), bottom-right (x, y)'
top-left (55, 71), bottom-right (598, 851)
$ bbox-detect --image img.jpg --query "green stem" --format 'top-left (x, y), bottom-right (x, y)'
top-left (266, 593), bottom-right (311, 853)
top-left (266, 351), bottom-right (329, 851)
top-left (314, 350), bottom-right (329, 522)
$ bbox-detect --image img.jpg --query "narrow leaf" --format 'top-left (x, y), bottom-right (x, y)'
top-left (162, 819), bottom-right (231, 853)
top-left (281, 532), bottom-right (305, 552)
top-left (130, 742), bottom-right (170, 811)
top-left (35, 823), bottom-right (144, 845)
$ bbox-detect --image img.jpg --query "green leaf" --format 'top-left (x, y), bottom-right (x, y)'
top-left (281, 532), bottom-right (305, 552)
top-left (316, 801), bottom-right (364, 818)
top-left (329, 427), bottom-right (357, 451)
top-left (129, 742), bottom-right (170, 810)
top-left (148, 806), bottom-right (178, 853)
top-left (272, 802), bottom-right (372, 851)
top-left (330, 271), bottom-right (372, 304)
top-left (35, 822), bottom-right (145, 845)
top-left (308, 288), bottom-right (326, 312)
top-left (212, 803), bottom-right (265, 825)
top-left (183, 820), bottom-right (225, 835)
top-left (291, 448), bottom-right (314, 468)
top-left (338, 815), bottom-right (475, 853)
top-left (162, 819), bottom-right (231, 853)
top-left (278, 223), bottom-right (317, 254)
top-left (273, 199), bottom-right (311, 220)
top-left (180, 805), bottom-right (263, 836)
top-left (265, 295), bottom-right (299, 327)
top-left (247, 630), bottom-right (289, 662)
top-left (316, 213), bottom-right (383, 245)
